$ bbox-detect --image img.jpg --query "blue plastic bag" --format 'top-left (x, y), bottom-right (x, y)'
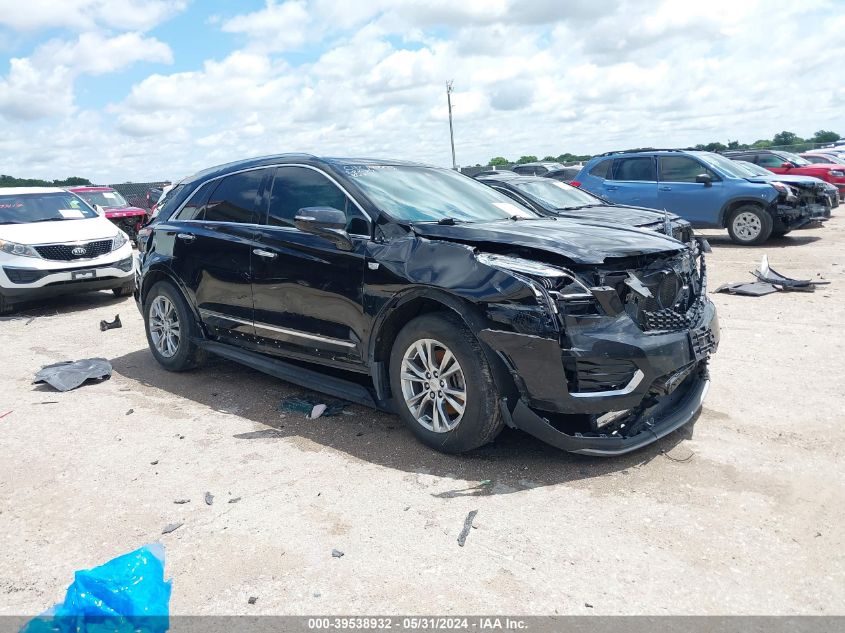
top-left (20, 544), bottom-right (172, 633)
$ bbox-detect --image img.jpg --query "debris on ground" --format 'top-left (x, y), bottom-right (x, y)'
top-left (248, 596), bottom-right (258, 605)
top-left (205, 492), bottom-right (214, 506)
top-left (228, 497), bottom-right (241, 504)
top-left (19, 544), bottom-right (171, 633)
top-left (99, 314), bottom-right (122, 331)
top-left (126, 409), bottom-right (134, 415)
top-left (33, 358), bottom-right (112, 392)
top-left (150, 460), bottom-right (159, 465)
top-left (38, 401), bottom-right (58, 405)
top-left (716, 255), bottom-right (830, 297)
top-left (233, 429), bottom-right (286, 440)
top-left (173, 499), bottom-right (190, 504)
top-left (278, 395), bottom-right (350, 418)
top-left (331, 549), bottom-right (344, 558)
top-left (161, 522), bottom-right (183, 535)
top-left (714, 281), bottom-right (779, 296)
top-left (585, 602), bottom-right (594, 608)
top-left (0, 410), bottom-right (12, 420)
top-left (457, 510), bottom-right (478, 547)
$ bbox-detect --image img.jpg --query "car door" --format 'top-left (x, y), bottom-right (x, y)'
top-left (755, 152), bottom-right (787, 174)
top-left (601, 157), bottom-right (658, 208)
top-left (250, 165), bottom-right (369, 365)
top-left (656, 155), bottom-right (723, 227)
top-left (166, 168), bottom-right (267, 339)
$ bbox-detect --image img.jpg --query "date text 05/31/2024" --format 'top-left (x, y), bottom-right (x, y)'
top-left (307, 617), bottom-right (528, 630)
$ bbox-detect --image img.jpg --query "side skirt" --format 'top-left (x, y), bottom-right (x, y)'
top-left (195, 339), bottom-right (381, 409)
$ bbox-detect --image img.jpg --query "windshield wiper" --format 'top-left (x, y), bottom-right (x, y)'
top-left (30, 217), bottom-right (77, 223)
top-left (437, 217), bottom-right (459, 225)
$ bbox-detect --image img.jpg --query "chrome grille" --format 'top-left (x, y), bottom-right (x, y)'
top-left (35, 239), bottom-right (114, 261)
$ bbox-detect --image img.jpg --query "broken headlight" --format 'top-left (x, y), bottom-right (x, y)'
top-left (112, 231), bottom-right (129, 250)
top-left (0, 239), bottom-right (40, 258)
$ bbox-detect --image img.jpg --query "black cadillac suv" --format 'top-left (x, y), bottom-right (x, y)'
top-left (135, 155), bottom-right (719, 456)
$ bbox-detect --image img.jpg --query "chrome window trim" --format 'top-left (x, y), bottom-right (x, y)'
top-left (199, 309), bottom-right (356, 349)
top-left (570, 369), bottom-right (645, 399)
top-left (169, 163), bottom-right (373, 228)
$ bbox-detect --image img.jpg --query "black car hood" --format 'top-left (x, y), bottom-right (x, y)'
top-left (411, 218), bottom-right (685, 265)
top-left (546, 204), bottom-right (677, 227)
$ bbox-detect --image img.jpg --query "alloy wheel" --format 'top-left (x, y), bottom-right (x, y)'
top-left (400, 338), bottom-right (467, 433)
top-left (733, 211), bottom-right (762, 241)
top-left (149, 295), bottom-right (181, 358)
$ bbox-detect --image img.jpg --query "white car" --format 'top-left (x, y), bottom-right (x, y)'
top-left (0, 187), bottom-right (135, 314)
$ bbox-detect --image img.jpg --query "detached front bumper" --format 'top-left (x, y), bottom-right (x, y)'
top-left (480, 299), bottom-right (719, 456)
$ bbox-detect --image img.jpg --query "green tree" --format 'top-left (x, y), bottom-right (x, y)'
top-left (751, 139), bottom-right (773, 148)
top-left (55, 176), bottom-right (92, 186)
top-left (772, 131), bottom-right (802, 147)
top-left (488, 156), bottom-right (510, 166)
top-left (542, 155), bottom-right (557, 162)
top-left (812, 130), bottom-right (841, 144)
top-left (516, 155), bottom-right (538, 164)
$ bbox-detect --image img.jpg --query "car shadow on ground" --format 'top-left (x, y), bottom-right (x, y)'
top-left (705, 234), bottom-right (822, 249)
top-left (0, 290), bottom-right (128, 321)
top-left (110, 348), bottom-right (697, 496)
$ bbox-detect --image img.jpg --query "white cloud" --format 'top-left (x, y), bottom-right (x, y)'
top-left (3, 0), bottom-right (845, 182)
top-left (0, 0), bottom-right (187, 32)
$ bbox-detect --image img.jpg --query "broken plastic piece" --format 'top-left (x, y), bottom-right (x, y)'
top-left (753, 254), bottom-right (827, 291)
top-left (19, 544), bottom-right (171, 633)
top-left (457, 510), bottom-right (478, 547)
top-left (99, 314), bottom-right (122, 331)
top-left (161, 522), bottom-right (183, 535)
top-left (714, 282), bottom-right (779, 297)
top-left (33, 358), bottom-right (112, 392)
top-left (279, 395), bottom-right (349, 417)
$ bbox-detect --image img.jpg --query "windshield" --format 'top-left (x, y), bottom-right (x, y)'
top-left (78, 190), bottom-right (129, 208)
top-left (0, 192), bottom-right (99, 224)
top-left (734, 161), bottom-right (770, 177)
top-left (778, 151), bottom-right (810, 166)
top-left (696, 152), bottom-right (752, 178)
top-left (512, 179), bottom-right (600, 209)
top-left (342, 165), bottom-right (538, 222)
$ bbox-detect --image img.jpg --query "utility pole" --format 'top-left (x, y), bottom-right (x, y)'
top-left (446, 80), bottom-right (456, 170)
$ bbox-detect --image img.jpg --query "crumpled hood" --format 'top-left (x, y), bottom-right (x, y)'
top-left (104, 205), bottom-right (148, 218)
top-left (546, 204), bottom-right (677, 227)
top-left (744, 174), bottom-right (825, 188)
top-left (0, 217), bottom-right (118, 245)
top-left (411, 217), bottom-right (686, 265)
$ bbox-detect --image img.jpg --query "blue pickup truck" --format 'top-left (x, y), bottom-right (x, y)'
top-left (574, 149), bottom-right (826, 244)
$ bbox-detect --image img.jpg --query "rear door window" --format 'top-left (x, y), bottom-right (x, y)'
top-left (611, 157), bottom-right (656, 181)
top-left (204, 169), bottom-right (267, 223)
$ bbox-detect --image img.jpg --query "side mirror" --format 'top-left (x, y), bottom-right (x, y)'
top-left (695, 173), bottom-right (712, 186)
top-left (94, 204), bottom-right (105, 216)
top-left (294, 207), bottom-right (354, 251)
top-left (780, 162), bottom-right (794, 169)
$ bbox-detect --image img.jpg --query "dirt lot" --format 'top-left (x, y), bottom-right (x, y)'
top-left (0, 219), bottom-right (843, 616)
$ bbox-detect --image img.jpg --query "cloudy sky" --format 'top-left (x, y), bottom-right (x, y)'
top-left (0, 0), bottom-right (842, 183)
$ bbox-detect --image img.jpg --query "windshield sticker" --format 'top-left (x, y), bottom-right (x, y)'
top-left (0, 202), bottom-right (23, 208)
top-left (59, 209), bottom-right (85, 218)
top-left (493, 202), bottom-right (531, 217)
top-left (103, 192), bottom-right (117, 199)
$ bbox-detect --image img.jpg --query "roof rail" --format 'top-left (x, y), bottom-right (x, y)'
top-left (596, 148), bottom-right (687, 157)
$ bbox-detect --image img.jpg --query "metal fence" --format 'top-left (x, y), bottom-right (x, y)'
top-left (106, 181), bottom-right (172, 209)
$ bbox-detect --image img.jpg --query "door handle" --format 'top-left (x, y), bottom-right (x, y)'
top-left (176, 233), bottom-right (195, 243)
top-left (660, 186), bottom-right (672, 191)
top-left (253, 248), bottom-right (277, 259)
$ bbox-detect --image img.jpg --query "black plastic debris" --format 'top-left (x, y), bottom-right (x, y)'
top-left (161, 522), bottom-right (183, 535)
top-left (205, 492), bottom-right (214, 506)
top-left (228, 497), bottom-right (241, 504)
top-left (753, 255), bottom-right (828, 292)
top-left (99, 314), bottom-right (122, 331)
top-left (331, 549), bottom-right (344, 558)
top-left (279, 395), bottom-right (349, 418)
top-left (714, 282), bottom-right (778, 297)
top-left (34, 358), bottom-right (112, 392)
top-left (248, 596), bottom-right (258, 605)
top-left (173, 499), bottom-right (190, 505)
top-left (457, 510), bottom-right (478, 547)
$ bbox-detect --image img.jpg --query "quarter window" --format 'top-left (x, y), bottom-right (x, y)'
top-left (204, 169), bottom-right (266, 223)
top-left (612, 157), bottom-right (656, 181)
top-left (173, 181), bottom-right (214, 221)
top-left (658, 156), bottom-right (716, 182)
top-left (588, 159), bottom-right (611, 179)
top-left (267, 166), bottom-right (369, 235)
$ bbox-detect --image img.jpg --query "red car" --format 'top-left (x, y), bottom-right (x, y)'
top-left (722, 149), bottom-right (845, 196)
top-left (68, 186), bottom-right (148, 240)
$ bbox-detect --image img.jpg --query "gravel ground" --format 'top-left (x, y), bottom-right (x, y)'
top-left (0, 219), bottom-right (843, 616)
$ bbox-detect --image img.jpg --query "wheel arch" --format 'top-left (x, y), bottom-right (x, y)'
top-left (139, 265), bottom-right (203, 327)
top-left (718, 197), bottom-right (768, 228)
top-left (368, 288), bottom-right (517, 407)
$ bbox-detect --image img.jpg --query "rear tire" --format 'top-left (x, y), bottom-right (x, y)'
top-left (727, 205), bottom-right (773, 245)
top-left (389, 312), bottom-right (504, 453)
top-left (143, 281), bottom-right (205, 371)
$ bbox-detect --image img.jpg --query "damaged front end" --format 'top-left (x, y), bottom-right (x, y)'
top-left (770, 182), bottom-right (831, 232)
top-left (476, 239), bottom-right (718, 456)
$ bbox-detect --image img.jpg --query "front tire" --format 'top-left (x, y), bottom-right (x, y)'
top-left (143, 281), bottom-right (205, 371)
top-left (389, 312), bottom-right (504, 453)
top-left (727, 205), bottom-right (773, 245)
